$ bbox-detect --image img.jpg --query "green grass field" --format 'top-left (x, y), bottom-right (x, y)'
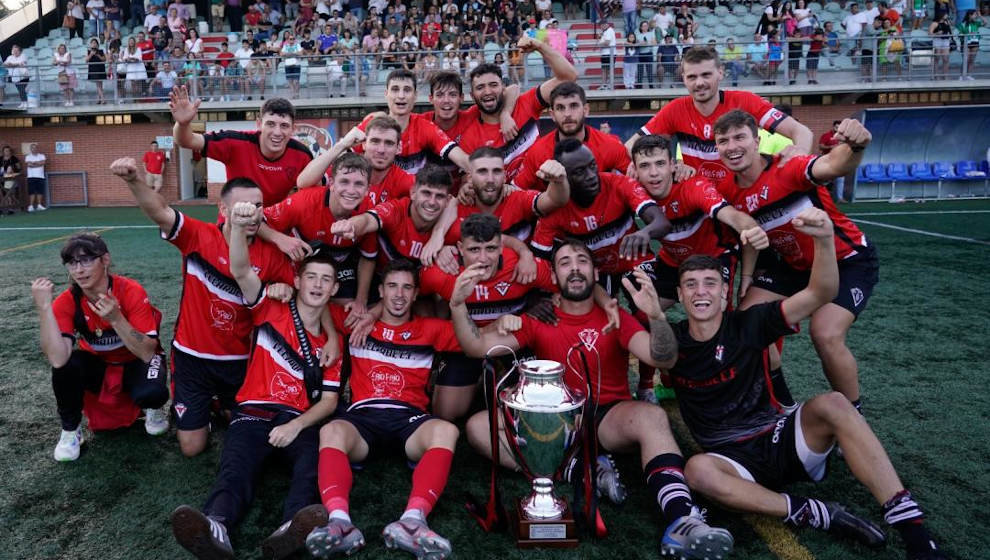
top-left (1, 201), bottom-right (987, 560)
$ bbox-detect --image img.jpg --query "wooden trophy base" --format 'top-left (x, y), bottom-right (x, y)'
top-left (509, 499), bottom-right (579, 548)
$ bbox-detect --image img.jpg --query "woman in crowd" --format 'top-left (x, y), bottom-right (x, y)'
top-left (86, 38), bottom-right (108, 104)
top-left (54, 44), bottom-right (78, 107)
top-left (4, 45), bottom-right (30, 109)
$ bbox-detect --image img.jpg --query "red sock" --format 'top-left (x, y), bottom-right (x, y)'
top-left (774, 337), bottom-right (785, 354)
top-left (318, 448), bottom-right (352, 514)
top-left (405, 448), bottom-right (453, 517)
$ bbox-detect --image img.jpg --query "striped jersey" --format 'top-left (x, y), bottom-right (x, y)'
top-left (354, 112), bottom-right (456, 174)
top-left (201, 129), bottom-right (314, 206)
top-left (446, 189), bottom-right (543, 243)
top-left (263, 186), bottom-right (378, 264)
top-left (653, 176), bottom-right (733, 266)
top-left (513, 125), bottom-right (631, 192)
top-left (367, 197), bottom-right (434, 267)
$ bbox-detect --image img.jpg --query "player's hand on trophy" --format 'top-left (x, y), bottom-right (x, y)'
top-left (791, 207), bottom-right (834, 239)
top-left (622, 269), bottom-right (665, 321)
top-left (451, 262), bottom-right (488, 307)
top-left (31, 277), bottom-right (55, 310)
top-left (739, 226), bottom-right (769, 250)
top-left (109, 157), bottom-right (139, 182)
top-left (230, 201), bottom-right (260, 229)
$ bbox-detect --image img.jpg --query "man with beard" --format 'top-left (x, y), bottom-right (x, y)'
top-left (306, 259), bottom-right (461, 560)
top-left (353, 69), bottom-right (470, 175)
top-left (623, 47), bottom-right (813, 184)
top-left (170, 202), bottom-right (342, 560)
top-left (296, 116), bottom-right (416, 206)
top-left (422, 70), bottom-right (521, 149)
top-left (451, 241), bottom-right (735, 560)
top-left (666, 211), bottom-right (945, 560)
top-left (530, 139), bottom-right (672, 296)
top-left (170, 88), bottom-right (313, 207)
top-left (713, 111), bottom-right (879, 412)
top-left (512, 82), bottom-right (630, 192)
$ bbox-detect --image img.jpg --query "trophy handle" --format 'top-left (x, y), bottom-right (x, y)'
top-left (485, 344), bottom-right (520, 396)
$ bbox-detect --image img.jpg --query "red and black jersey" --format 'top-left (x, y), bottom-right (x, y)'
top-left (512, 306), bottom-right (644, 406)
top-left (236, 294), bottom-right (344, 412)
top-left (163, 212), bottom-right (295, 360)
top-left (530, 173), bottom-right (656, 274)
top-left (368, 164), bottom-right (415, 205)
top-left (457, 87), bottom-right (548, 181)
top-left (201, 130), bottom-right (314, 207)
top-left (421, 108), bottom-right (477, 146)
top-left (513, 126), bottom-right (631, 192)
top-left (263, 186), bottom-right (378, 265)
top-left (367, 197), bottom-right (434, 266)
top-left (447, 189), bottom-right (542, 243)
top-left (640, 91), bottom-right (786, 183)
top-left (419, 247), bottom-right (555, 326)
top-left (346, 317), bottom-right (460, 411)
top-left (717, 154), bottom-right (867, 270)
top-left (52, 275), bottom-right (159, 364)
top-left (354, 113), bottom-right (457, 174)
top-left (653, 177), bottom-right (733, 267)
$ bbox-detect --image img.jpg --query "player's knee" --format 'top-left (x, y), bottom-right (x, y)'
top-left (684, 455), bottom-right (723, 496)
top-left (807, 391), bottom-right (856, 425)
top-left (178, 431), bottom-right (207, 457)
top-left (429, 420), bottom-right (460, 448)
top-left (465, 411), bottom-right (490, 450)
top-left (642, 402), bottom-right (671, 431)
top-left (809, 321), bottom-right (848, 350)
top-left (319, 420), bottom-right (351, 448)
top-left (131, 384), bottom-right (169, 410)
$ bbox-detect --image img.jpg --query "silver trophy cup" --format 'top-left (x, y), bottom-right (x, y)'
top-left (499, 359), bottom-right (585, 521)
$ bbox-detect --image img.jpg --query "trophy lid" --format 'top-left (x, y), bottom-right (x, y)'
top-left (502, 359), bottom-right (584, 413)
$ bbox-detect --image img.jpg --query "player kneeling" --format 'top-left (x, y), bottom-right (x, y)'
top-left (665, 207), bottom-right (946, 560)
top-left (32, 233), bottom-right (170, 462)
top-left (171, 202), bottom-right (343, 560)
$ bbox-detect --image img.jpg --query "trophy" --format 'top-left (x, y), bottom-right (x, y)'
top-left (498, 359), bottom-right (585, 548)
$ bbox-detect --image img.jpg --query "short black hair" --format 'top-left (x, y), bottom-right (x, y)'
top-left (61, 232), bottom-right (109, 264)
top-left (382, 257), bottom-right (420, 287)
top-left (469, 62), bottom-right (502, 83)
top-left (331, 152), bottom-right (371, 180)
top-left (469, 146), bottom-right (503, 162)
top-left (414, 164), bottom-right (452, 190)
top-left (553, 137), bottom-right (585, 160)
top-left (678, 254), bottom-right (723, 281)
top-left (551, 238), bottom-right (593, 265)
top-left (386, 68), bottom-right (417, 91)
top-left (298, 251), bottom-right (338, 277)
top-left (631, 134), bottom-right (674, 163)
top-left (259, 97), bottom-right (296, 122)
top-left (833, 120), bottom-right (842, 126)
top-left (150, 140), bottom-right (158, 145)
top-left (549, 81), bottom-right (586, 105)
top-left (712, 109), bottom-right (759, 139)
top-left (429, 70), bottom-right (462, 95)
top-left (220, 177), bottom-right (262, 199)
top-left (460, 213), bottom-right (501, 243)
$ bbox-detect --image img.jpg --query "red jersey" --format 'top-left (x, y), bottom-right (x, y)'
top-left (263, 186), bottom-right (378, 264)
top-left (530, 173), bottom-right (656, 274)
top-left (653, 177), bottom-right (733, 266)
top-left (513, 126), bottom-right (631, 192)
top-left (446, 189), bottom-right (542, 243)
top-left (201, 130), bottom-right (313, 206)
top-left (457, 87), bottom-right (548, 181)
top-left (640, 91), bottom-right (787, 183)
top-left (368, 164), bottom-right (415, 205)
top-left (717, 155), bottom-right (868, 270)
top-left (236, 294), bottom-right (343, 411)
top-left (347, 317), bottom-right (460, 411)
top-left (164, 212), bottom-right (295, 360)
top-left (367, 197), bottom-right (434, 266)
top-left (52, 275), bottom-right (159, 364)
top-left (512, 306), bottom-right (644, 406)
top-left (137, 40), bottom-right (155, 61)
top-left (419, 247), bottom-right (555, 326)
top-left (143, 150), bottom-right (166, 174)
top-left (354, 112), bottom-right (456, 174)
top-left (216, 51), bottom-right (235, 68)
top-left (818, 130), bottom-right (841, 154)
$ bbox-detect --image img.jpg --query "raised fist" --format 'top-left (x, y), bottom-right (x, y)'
top-left (835, 118), bottom-right (872, 150)
top-left (230, 201), bottom-right (260, 228)
top-left (536, 160), bottom-right (566, 184)
top-left (109, 157), bottom-right (139, 182)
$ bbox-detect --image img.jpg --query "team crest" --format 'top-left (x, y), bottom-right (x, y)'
top-left (578, 328), bottom-right (599, 351)
top-left (760, 185), bottom-right (769, 200)
top-left (850, 287), bottom-right (864, 307)
top-left (174, 403), bottom-right (187, 418)
top-left (715, 344), bottom-right (724, 362)
top-left (494, 281), bottom-right (512, 296)
top-left (400, 331), bottom-right (412, 340)
top-left (671, 201), bottom-right (680, 214)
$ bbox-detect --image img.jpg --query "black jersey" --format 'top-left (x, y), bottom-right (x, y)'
top-left (669, 302), bottom-right (798, 449)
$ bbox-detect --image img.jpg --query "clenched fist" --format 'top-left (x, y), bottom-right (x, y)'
top-left (31, 277), bottom-right (55, 310)
top-left (834, 118), bottom-right (872, 150)
top-left (230, 201), bottom-right (261, 228)
top-left (536, 160), bottom-right (567, 185)
top-left (109, 157), bottom-right (139, 182)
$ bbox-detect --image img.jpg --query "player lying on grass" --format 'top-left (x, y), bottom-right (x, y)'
top-left (32, 233), bottom-right (170, 462)
top-left (665, 207), bottom-right (947, 560)
top-left (170, 201), bottom-right (343, 560)
top-left (451, 240), bottom-right (735, 560)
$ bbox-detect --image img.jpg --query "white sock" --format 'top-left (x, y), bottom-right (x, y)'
top-left (400, 508), bottom-right (425, 522)
top-left (329, 509), bottom-right (351, 522)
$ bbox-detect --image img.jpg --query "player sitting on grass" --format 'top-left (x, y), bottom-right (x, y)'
top-left (32, 233), bottom-right (170, 462)
top-left (665, 207), bottom-right (946, 560)
top-left (170, 201), bottom-right (343, 560)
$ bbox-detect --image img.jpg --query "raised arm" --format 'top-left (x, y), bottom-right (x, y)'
top-left (296, 126), bottom-right (366, 188)
top-left (774, 115), bottom-right (815, 155)
top-left (449, 263), bottom-right (522, 358)
top-left (31, 278), bottom-right (73, 368)
top-left (807, 118), bottom-right (871, 182)
top-left (779, 207), bottom-right (839, 323)
top-left (228, 201), bottom-right (264, 304)
top-left (110, 157), bottom-right (176, 231)
top-left (516, 35), bottom-right (577, 102)
top-left (533, 159), bottom-right (570, 215)
top-left (169, 85), bottom-right (205, 153)
top-left (714, 205), bottom-right (770, 250)
top-left (499, 84), bottom-right (521, 142)
top-left (330, 212), bottom-right (379, 241)
top-left (621, 269), bottom-right (678, 369)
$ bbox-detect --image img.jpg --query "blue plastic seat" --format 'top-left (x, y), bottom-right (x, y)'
top-left (932, 161), bottom-right (958, 179)
top-left (860, 163), bottom-right (889, 183)
top-left (909, 162), bottom-right (937, 181)
top-left (956, 160), bottom-right (987, 180)
top-left (886, 162), bottom-right (915, 182)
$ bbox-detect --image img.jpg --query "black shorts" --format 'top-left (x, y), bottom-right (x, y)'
top-left (705, 404), bottom-right (833, 490)
top-left (752, 244), bottom-right (878, 317)
top-left (27, 177), bottom-right (45, 195)
top-left (285, 65), bottom-right (301, 78)
top-left (806, 52), bottom-right (820, 70)
top-left (170, 347), bottom-right (248, 430)
top-left (334, 399), bottom-right (433, 456)
top-left (633, 252), bottom-right (736, 302)
top-left (436, 349), bottom-right (534, 388)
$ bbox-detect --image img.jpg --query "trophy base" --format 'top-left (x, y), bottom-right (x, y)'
top-left (510, 499), bottom-right (578, 548)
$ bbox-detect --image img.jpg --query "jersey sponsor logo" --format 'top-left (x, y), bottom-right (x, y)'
top-left (699, 162), bottom-right (728, 182)
top-left (578, 328), bottom-right (600, 351)
top-left (851, 287), bottom-right (864, 307)
top-left (210, 300), bottom-right (238, 332)
top-left (769, 231), bottom-right (803, 258)
top-left (270, 370), bottom-right (303, 403)
top-left (664, 213), bottom-right (707, 242)
top-left (494, 281), bottom-right (512, 296)
top-left (771, 415), bottom-right (788, 444)
top-left (186, 253), bottom-right (245, 304)
top-left (668, 366), bottom-right (739, 389)
top-left (256, 162), bottom-right (286, 172)
top-left (408, 413), bottom-right (428, 423)
top-left (369, 365), bottom-right (405, 398)
top-left (752, 194), bottom-right (814, 232)
top-left (256, 326), bottom-right (309, 378)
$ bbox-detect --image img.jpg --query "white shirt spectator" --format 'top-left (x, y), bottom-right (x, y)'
top-left (25, 152), bottom-right (46, 179)
top-left (235, 46), bottom-right (254, 68)
top-left (855, 6), bottom-right (879, 28)
top-left (186, 37), bottom-right (203, 54)
top-left (890, 0), bottom-right (907, 14)
top-left (843, 11), bottom-right (864, 37)
top-left (401, 35), bottom-right (419, 49)
top-left (144, 11), bottom-right (160, 29)
top-left (4, 52), bottom-right (28, 80)
top-left (87, 0), bottom-right (106, 19)
top-left (652, 11), bottom-right (675, 35)
top-left (70, 2), bottom-right (85, 18)
top-left (599, 25), bottom-right (617, 55)
top-left (327, 59), bottom-right (343, 79)
top-left (369, 0), bottom-right (388, 14)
